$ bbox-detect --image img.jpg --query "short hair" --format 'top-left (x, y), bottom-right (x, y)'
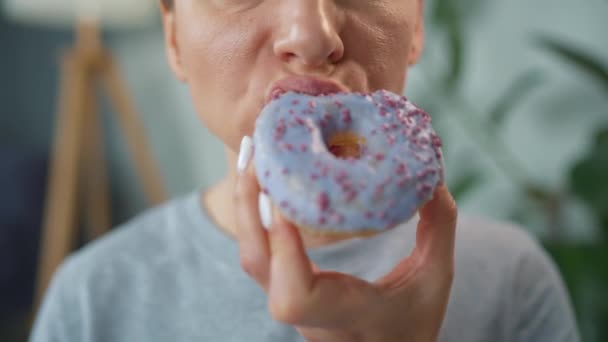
top-left (161, 0), bottom-right (173, 9)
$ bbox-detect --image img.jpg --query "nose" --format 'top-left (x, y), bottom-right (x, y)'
top-left (273, 0), bottom-right (345, 69)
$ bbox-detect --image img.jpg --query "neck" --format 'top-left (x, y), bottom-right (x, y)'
top-left (202, 146), bottom-right (356, 248)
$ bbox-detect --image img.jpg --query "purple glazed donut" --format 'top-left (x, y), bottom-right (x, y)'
top-left (253, 90), bottom-right (444, 235)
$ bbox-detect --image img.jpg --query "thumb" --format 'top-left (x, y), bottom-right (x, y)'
top-left (415, 185), bottom-right (458, 267)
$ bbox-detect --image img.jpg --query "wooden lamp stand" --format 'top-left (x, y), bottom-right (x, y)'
top-left (34, 21), bottom-right (167, 313)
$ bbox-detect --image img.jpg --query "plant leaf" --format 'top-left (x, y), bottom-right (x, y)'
top-left (535, 35), bottom-right (608, 93)
top-left (449, 171), bottom-right (483, 202)
top-left (429, 0), bottom-right (466, 90)
top-left (488, 69), bottom-right (545, 130)
top-left (569, 126), bottom-right (608, 237)
top-left (445, 20), bottom-right (464, 90)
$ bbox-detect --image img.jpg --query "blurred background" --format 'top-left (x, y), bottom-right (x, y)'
top-left (0, 0), bottom-right (606, 341)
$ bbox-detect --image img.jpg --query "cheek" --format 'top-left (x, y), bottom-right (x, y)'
top-left (176, 12), bottom-right (266, 147)
top-left (344, 8), bottom-right (415, 93)
top-left (180, 18), bottom-right (254, 99)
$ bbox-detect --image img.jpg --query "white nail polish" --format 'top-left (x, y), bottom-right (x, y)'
top-left (237, 136), bottom-right (253, 173)
top-left (258, 193), bottom-right (273, 230)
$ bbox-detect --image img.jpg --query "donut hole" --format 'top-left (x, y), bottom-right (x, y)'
top-left (327, 132), bottom-right (366, 159)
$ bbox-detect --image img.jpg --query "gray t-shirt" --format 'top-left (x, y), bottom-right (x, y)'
top-left (30, 190), bottom-right (580, 342)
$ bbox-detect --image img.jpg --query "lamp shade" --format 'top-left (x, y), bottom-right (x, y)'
top-left (2, 0), bottom-right (158, 29)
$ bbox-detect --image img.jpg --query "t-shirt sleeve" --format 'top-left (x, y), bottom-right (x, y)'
top-left (29, 257), bottom-right (83, 342)
top-left (511, 239), bottom-right (581, 342)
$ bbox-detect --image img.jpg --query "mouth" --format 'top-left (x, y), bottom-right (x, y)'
top-left (265, 75), bottom-right (349, 105)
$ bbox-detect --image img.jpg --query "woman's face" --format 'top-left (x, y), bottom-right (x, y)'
top-left (161, 0), bottom-right (424, 152)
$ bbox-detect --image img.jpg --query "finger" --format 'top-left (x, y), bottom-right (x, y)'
top-left (415, 184), bottom-right (458, 268)
top-left (376, 185), bottom-right (456, 293)
top-left (267, 216), bottom-right (376, 328)
top-left (234, 138), bottom-right (271, 290)
top-left (268, 215), bottom-right (314, 307)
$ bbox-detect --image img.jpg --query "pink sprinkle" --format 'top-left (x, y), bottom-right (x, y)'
top-left (341, 109), bottom-right (352, 124)
top-left (264, 170), bottom-right (271, 178)
top-left (319, 217), bottom-right (327, 225)
top-left (416, 169), bottom-right (426, 180)
top-left (396, 163), bottom-right (407, 175)
top-left (310, 173), bottom-right (320, 181)
top-left (416, 183), bottom-right (432, 199)
top-left (292, 100), bottom-right (300, 105)
top-left (295, 117), bottom-right (305, 125)
top-left (370, 129), bottom-right (377, 136)
top-left (375, 153), bottom-right (385, 161)
top-left (431, 134), bottom-right (443, 148)
top-left (334, 100), bottom-right (344, 108)
top-left (308, 100), bottom-right (317, 108)
top-left (365, 211), bottom-right (374, 219)
top-left (300, 144), bottom-right (308, 152)
top-left (336, 170), bottom-right (348, 182)
top-left (345, 190), bottom-right (358, 203)
top-left (288, 109), bottom-right (295, 115)
top-left (340, 182), bottom-right (353, 193)
top-left (398, 176), bottom-right (411, 188)
top-left (280, 200), bottom-right (289, 208)
top-left (262, 188), bottom-right (269, 194)
top-left (374, 184), bottom-right (384, 198)
top-left (282, 143), bottom-right (294, 151)
top-left (282, 168), bottom-right (290, 175)
top-left (317, 192), bottom-right (330, 212)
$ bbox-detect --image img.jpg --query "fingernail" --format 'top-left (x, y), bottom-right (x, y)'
top-left (237, 136), bottom-right (253, 173)
top-left (258, 193), bottom-right (273, 230)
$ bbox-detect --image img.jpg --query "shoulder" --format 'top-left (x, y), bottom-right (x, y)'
top-left (48, 191), bottom-right (206, 295)
top-left (453, 213), bottom-right (549, 268)
top-left (449, 213), bottom-right (580, 342)
top-left (451, 213), bottom-right (562, 296)
top-left (31, 192), bottom-right (211, 340)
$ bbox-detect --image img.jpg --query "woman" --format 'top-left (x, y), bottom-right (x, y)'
top-left (31, 1), bottom-right (579, 341)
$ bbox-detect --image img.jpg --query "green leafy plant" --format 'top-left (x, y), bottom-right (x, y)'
top-left (422, 1), bottom-right (608, 340)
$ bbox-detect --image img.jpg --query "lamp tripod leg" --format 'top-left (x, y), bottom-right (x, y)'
top-left (99, 55), bottom-right (167, 206)
top-left (34, 51), bottom-right (88, 313)
top-left (81, 68), bottom-right (112, 240)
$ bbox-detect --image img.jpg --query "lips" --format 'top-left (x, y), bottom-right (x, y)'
top-left (265, 76), bottom-right (349, 105)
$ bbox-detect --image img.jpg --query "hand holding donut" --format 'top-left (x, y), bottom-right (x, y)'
top-left (234, 90), bottom-right (458, 341)
top-left (235, 167), bottom-right (456, 342)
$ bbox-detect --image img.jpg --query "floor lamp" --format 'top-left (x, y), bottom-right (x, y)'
top-left (3, 0), bottom-right (167, 314)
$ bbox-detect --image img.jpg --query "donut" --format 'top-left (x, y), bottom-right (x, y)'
top-left (253, 90), bottom-right (444, 235)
